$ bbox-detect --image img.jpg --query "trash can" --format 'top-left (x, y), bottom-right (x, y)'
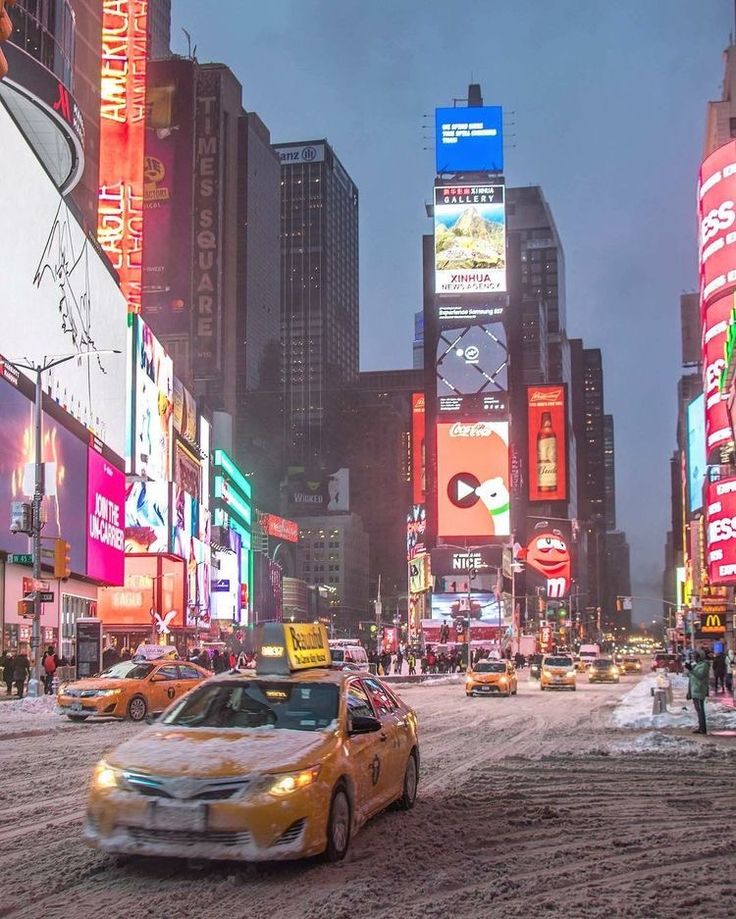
top-left (652, 688), bottom-right (668, 714)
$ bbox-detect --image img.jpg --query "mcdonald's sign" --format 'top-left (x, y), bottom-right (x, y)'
top-left (697, 611), bottom-right (726, 635)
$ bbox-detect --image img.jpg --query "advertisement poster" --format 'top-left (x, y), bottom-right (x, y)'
top-left (406, 504), bottom-right (427, 560)
top-left (125, 479), bottom-right (170, 553)
top-left (702, 293), bottom-right (733, 456)
top-left (87, 446), bottom-right (125, 585)
top-left (518, 521), bottom-right (573, 600)
top-left (527, 385), bottom-right (568, 502)
top-left (286, 467), bottom-right (350, 513)
top-left (435, 106), bottom-right (503, 174)
top-left (133, 317), bottom-right (173, 482)
top-left (172, 378), bottom-right (197, 442)
top-left (434, 185), bottom-right (506, 295)
top-left (411, 393), bottom-right (425, 505)
top-left (706, 476), bottom-right (736, 584)
top-left (687, 394), bottom-right (706, 514)
top-left (436, 324), bottom-right (508, 415)
top-left (142, 59), bottom-right (196, 334)
top-left (431, 591), bottom-right (504, 623)
top-left (0, 373), bottom-right (87, 575)
top-left (174, 440), bottom-right (201, 501)
top-left (259, 513), bottom-right (299, 543)
top-left (436, 420), bottom-right (510, 538)
top-left (699, 141), bottom-right (736, 306)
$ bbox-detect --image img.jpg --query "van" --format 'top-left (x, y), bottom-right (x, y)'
top-left (329, 645), bottom-right (369, 669)
top-left (578, 644), bottom-right (600, 669)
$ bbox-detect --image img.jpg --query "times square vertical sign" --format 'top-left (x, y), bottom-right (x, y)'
top-left (97, 1), bottom-right (148, 314)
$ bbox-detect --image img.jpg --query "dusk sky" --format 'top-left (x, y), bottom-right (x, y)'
top-left (172, 0), bottom-right (733, 624)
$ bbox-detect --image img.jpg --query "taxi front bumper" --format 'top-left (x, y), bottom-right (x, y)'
top-left (466, 680), bottom-right (510, 695)
top-left (588, 672), bottom-right (619, 682)
top-left (85, 783), bottom-right (331, 862)
top-left (58, 692), bottom-right (126, 717)
top-left (540, 673), bottom-right (576, 689)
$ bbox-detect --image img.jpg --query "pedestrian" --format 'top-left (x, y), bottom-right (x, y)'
top-left (198, 649), bottom-right (210, 671)
top-left (381, 651), bottom-right (391, 676)
top-left (713, 649), bottom-right (727, 694)
top-left (395, 649), bottom-right (403, 674)
top-left (727, 646), bottom-right (736, 695)
top-left (13, 649), bottom-right (30, 699)
top-left (120, 647), bottom-right (132, 662)
top-left (41, 645), bottom-right (59, 695)
top-left (211, 649), bottom-right (224, 673)
top-left (102, 645), bottom-right (119, 670)
top-left (1, 650), bottom-right (12, 695)
top-left (685, 650), bottom-right (711, 735)
top-left (407, 652), bottom-right (416, 676)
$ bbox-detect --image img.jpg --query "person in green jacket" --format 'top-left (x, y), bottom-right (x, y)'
top-left (685, 650), bottom-right (710, 734)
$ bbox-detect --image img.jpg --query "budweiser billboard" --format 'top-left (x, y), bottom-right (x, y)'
top-left (436, 420), bottom-right (510, 539)
top-left (411, 392), bottom-right (425, 505)
top-left (706, 476), bottom-right (736, 584)
top-left (527, 385), bottom-right (567, 502)
top-left (702, 292), bottom-right (733, 456)
top-left (699, 141), bottom-right (736, 307)
top-left (259, 513), bottom-right (299, 543)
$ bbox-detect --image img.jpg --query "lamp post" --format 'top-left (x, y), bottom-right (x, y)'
top-left (6, 350), bottom-right (120, 694)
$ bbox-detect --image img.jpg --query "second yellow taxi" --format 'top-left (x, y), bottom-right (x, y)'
top-left (84, 622), bottom-right (419, 864)
top-left (466, 659), bottom-right (518, 697)
top-left (539, 654), bottom-right (577, 691)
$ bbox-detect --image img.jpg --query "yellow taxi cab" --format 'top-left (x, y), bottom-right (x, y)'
top-left (58, 657), bottom-right (209, 723)
top-left (539, 654), bottom-right (577, 691)
top-left (465, 659), bottom-right (518, 697)
top-left (84, 622), bottom-right (420, 864)
top-left (587, 658), bottom-right (620, 683)
top-left (618, 656), bottom-right (641, 675)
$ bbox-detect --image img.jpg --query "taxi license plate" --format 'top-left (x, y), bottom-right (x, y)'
top-left (479, 686), bottom-right (491, 692)
top-left (150, 800), bottom-right (206, 832)
top-left (555, 677), bottom-right (561, 683)
top-left (71, 702), bottom-right (83, 712)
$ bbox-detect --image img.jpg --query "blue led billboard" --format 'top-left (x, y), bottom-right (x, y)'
top-left (435, 106), bottom-right (503, 174)
top-left (687, 393), bottom-right (706, 514)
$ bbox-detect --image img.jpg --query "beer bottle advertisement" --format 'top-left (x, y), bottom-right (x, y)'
top-left (527, 386), bottom-right (567, 502)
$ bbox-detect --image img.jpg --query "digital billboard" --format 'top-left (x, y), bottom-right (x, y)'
top-left (699, 141), bottom-right (736, 306)
top-left (132, 316), bottom-right (173, 482)
top-left (411, 393), bottom-right (425, 505)
top-left (259, 513), bottom-right (299, 543)
top-left (435, 106), bottom-right (503, 174)
top-left (702, 293), bottom-right (733, 456)
top-left (518, 523), bottom-right (572, 599)
top-left (438, 302), bottom-right (505, 325)
top-left (87, 446), bottom-right (125, 585)
top-left (285, 466), bottom-right (349, 514)
top-left (437, 420), bottom-right (510, 538)
top-left (97, 0), bottom-right (149, 314)
top-left (687, 394), bottom-right (706, 514)
top-left (0, 373), bottom-right (87, 576)
top-left (706, 476), bottom-right (736, 584)
top-left (527, 385), bottom-right (568, 503)
top-left (434, 185), bottom-right (506, 295)
top-left (0, 104), bottom-right (128, 457)
top-left (407, 504), bottom-right (427, 560)
top-left (436, 324), bottom-right (508, 415)
top-left (125, 479), bottom-right (170, 553)
top-left (142, 58), bottom-right (196, 334)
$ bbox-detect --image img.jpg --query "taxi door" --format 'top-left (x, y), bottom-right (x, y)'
top-left (148, 664), bottom-right (181, 712)
top-left (345, 680), bottom-right (386, 824)
top-left (361, 677), bottom-right (408, 805)
top-left (176, 663), bottom-right (205, 698)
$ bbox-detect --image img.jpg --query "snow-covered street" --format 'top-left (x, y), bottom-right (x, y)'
top-left (2, 673), bottom-right (735, 919)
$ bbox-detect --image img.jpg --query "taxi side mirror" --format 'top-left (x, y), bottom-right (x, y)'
top-left (348, 714), bottom-right (382, 736)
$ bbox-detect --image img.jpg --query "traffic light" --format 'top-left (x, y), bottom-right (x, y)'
top-left (0, 1), bottom-right (15, 81)
top-left (54, 538), bottom-right (71, 580)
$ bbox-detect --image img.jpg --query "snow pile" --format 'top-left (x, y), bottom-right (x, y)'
top-left (0, 695), bottom-right (61, 724)
top-left (397, 674), bottom-right (465, 688)
top-left (609, 732), bottom-right (700, 755)
top-left (612, 674), bottom-right (736, 731)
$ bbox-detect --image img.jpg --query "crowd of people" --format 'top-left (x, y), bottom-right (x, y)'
top-left (0, 644), bottom-right (61, 698)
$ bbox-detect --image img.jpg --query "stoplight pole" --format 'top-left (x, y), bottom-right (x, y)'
top-left (30, 365), bottom-right (44, 696)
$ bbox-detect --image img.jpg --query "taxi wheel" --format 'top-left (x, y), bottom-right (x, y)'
top-left (324, 786), bottom-right (351, 862)
top-left (397, 751), bottom-right (419, 810)
top-left (67, 715), bottom-right (89, 722)
top-left (128, 695), bottom-right (148, 722)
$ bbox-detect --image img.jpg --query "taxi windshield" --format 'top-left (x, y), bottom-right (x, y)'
top-left (98, 662), bottom-right (154, 680)
top-left (474, 662), bottom-right (506, 673)
top-left (593, 659), bottom-right (614, 668)
top-left (544, 657), bottom-right (573, 668)
top-left (161, 680), bottom-right (339, 732)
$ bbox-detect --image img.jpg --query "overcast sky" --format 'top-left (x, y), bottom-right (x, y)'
top-left (172, 0), bottom-right (732, 625)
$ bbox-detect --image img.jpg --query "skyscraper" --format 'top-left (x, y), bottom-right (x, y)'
top-left (148, 0), bottom-right (171, 59)
top-left (603, 414), bottom-right (616, 532)
top-left (276, 140), bottom-right (359, 469)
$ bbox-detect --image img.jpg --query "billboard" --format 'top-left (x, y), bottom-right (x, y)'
top-left (698, 141), bottom-right (736, 306)
top-left (436, 324), bottom-right (508, 415)
top-left (687, 394), bottom-right (706, 514)
top-left (0, 105), bottom-right (128, 457)
top-left (407, 504), bottom-right (427, 560)
top-left (527, 385), bottom-right (568, 503)
top-left (97, 0), bottom-right (149, 314)
top-left (434, 185), bottom-right (506, 295)
top-left (706, 476), bottom-right (736, 584)
top-left (274, 143), bottom-right (325, 165)
top-left (259, 513), bottom-right (299, 543)
top-left (408, 553), bottom-right (431, 594)
top-left (435, 106), bottom-right (503, 174)
top-left (132, 317), bottom-right (173, 482)
top-left (124, 479), bottom-right (169, 553)
top-left (142, 58), bottom-right (196, 334)
top-left (438, 302), bottom-right (505, 325)
top-left (518, 522), bottom-right (572, 599)
top-left (436, 420), bottom-right (510, 538)
top-left (192, 66), bottom-right (222, 378)
top-left (411, 393), bottom-right (425, 505)
top-left (172, 378), bottom-right (197, 443)
top-left (286, 467), bottom-right (350, 514)
top-left (0, 372), bottom-right (87, 576)
top-left (173, 439), bottom-right (201, 502)
top-left (702, 293), bottom-right (733, 455)
top-left (87, 446), bottom-right (125, 585)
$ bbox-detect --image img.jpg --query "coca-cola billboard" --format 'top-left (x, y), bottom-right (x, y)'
top-left (436, 419), bottom-right (510, 539)
top-left (702, 292), bottom-right (733, 456)
top-left (699, 141), bottom-right (736, 307)
top-left (706, 475), bottom-right (736, 584)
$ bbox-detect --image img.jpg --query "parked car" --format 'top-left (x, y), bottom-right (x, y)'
top-left (651, 653), bottom-right (682, 674)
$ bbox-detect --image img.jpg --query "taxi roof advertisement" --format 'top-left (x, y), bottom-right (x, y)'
top-left (256, 622), bottom-right (332, 675)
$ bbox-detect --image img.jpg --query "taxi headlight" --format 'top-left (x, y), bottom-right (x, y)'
top-left (465, 675), bottom-right (474, 684)
top-left (542, 670), bottom-right (552, 678)
top-left (92, 760), bottom-right (121, 791)
top-left (97, 689), bottom-right (122, 697)
top-left (566, 670), bottom-right (576, 678)
top-left (499, 677), bottom-right (508, 684)
top-left (267, 765), bottom-right (322, 797)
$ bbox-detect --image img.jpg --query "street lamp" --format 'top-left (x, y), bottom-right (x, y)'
top-left (6, 350), bottom-right (121, 695)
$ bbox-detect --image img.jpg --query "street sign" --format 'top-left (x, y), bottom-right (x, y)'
top-left (9, 553), bottom-right (33, 565)
top-left (39, 591), bottom-right (54, 603)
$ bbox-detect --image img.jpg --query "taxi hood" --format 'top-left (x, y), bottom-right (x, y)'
top-left (106, 725), bottom-right (337, 778)
top-left (62, 678), bottom-right (130, 692)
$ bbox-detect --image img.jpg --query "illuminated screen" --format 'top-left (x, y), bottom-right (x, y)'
top-left (436, 420), bottom-right (510, 538)
top-left (699, 141), bottom-right (736, 306)
top-left (435, 106), bottom-right (503, 174)
top-left (436, 324), bottom-right (508, 415)
top-left (687, 394), bottom-right (706, 514)
top-left (434, 185), bottom-right (506, 295)
top-left (527, 385), bottom-right (568, 503)
top-left (412, 393), bottom-right (425, 505)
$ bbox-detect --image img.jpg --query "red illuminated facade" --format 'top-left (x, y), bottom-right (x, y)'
top-left (97, 0), bottom-right (148, 313)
